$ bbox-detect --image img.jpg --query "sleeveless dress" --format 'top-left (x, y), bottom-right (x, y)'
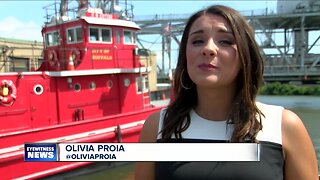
top-left (155, 102), bottom-right (284, 180)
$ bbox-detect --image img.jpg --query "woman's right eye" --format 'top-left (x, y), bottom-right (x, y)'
top-left (192, 39), bottom-right (204, 45)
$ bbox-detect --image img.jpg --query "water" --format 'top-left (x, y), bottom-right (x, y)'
top-left (70, 96), bottom-right (320, 179)
top-left (258, 95), bottom-right (320, 174)
top-left (68, 163), bottom-right (135, 180)
top-left (257, 96), bottom-right (320, 147)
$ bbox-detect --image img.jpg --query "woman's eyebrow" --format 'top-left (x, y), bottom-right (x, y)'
top-left (189, 28), bottom-right (233, 37)
top-left (215, 27), bottom-right (233, 34)
top-left (189, 29), bottom-right (204, 36)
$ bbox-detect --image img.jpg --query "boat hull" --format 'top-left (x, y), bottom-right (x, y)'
top-left (0, 107), bottom-right (162, 180)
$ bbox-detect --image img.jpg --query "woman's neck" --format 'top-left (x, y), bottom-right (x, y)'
top-left (195, 86), bottom-right (236, 121)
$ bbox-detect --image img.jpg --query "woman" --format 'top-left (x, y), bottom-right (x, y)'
top-left (135, 5), bottom-right (318, 180)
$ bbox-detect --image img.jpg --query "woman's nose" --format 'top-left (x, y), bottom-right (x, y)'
top-left (202, 40), bottom-right (217, 57)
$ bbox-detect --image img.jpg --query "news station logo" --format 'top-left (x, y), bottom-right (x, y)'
top-left (24, 143), bottom-right (58, 162)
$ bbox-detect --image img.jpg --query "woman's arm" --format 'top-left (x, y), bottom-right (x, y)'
top-left (282, 109), bottom-right (318, 180)
top-left (134, 112), bottom-right (160, 180)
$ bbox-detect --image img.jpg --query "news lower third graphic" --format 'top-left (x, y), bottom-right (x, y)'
top-left (60, 143), bottom-right (125, 161)
top-left (24, 143), bottom-right (260, 162)
top-left (24, 143), bottom-right (58, 162)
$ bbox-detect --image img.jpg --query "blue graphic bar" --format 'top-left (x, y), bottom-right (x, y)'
top-left (24, 143), bottom-right (58, 162)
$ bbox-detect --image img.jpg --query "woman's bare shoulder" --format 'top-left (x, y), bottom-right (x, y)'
top-left (282, 109), bottom-right (312, 141)
top-left (139, 111), bottom-right (161, 143)
top-left (135, 111), bottom-right (161, 180)
top-left (282, 109), bottom-right (318, 180)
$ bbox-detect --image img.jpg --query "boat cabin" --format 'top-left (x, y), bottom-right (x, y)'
top-left (41, 7), bottom-right (140, 71)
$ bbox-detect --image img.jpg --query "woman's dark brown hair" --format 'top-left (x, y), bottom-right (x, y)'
top-left (161, 5), bottom-right (265, 142)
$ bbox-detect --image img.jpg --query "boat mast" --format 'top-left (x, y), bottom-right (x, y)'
top-left (78, 0), bottom-right (89, 11)
top-left (60, 0), bottom-right (68, 17)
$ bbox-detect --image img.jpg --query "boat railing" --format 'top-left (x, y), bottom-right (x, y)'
top-left (43, 0), bottom-right (82, 24)
top-left (43, 0), bottom-right (136, 24)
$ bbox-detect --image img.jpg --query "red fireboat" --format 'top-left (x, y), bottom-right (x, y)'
top-left (0, 0), bottom-right (165, 179)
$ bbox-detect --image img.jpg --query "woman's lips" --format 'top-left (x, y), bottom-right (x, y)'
top-left (198, 63), bottom-right (218, 71)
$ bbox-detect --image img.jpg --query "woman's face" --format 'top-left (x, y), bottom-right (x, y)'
top-left (186, 14), bottom-right (241, 89)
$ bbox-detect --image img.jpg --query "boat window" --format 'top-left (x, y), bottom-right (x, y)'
top-left (124, 78), bottom-right (130, 87)
top-left (33, 84), bottom-right (44, 95)
top-left (89, 81), bottom-right (96, 90)
top-left (136, 76), bottom-right (148, 93)
top-left (116, 31), bottom-right (121, 44)
top-left (45, 31), bottom-right (60, 46)
top-left (67, 29), bottom-right (75, 42)
top-left (101, 29), bottom-right (111, 42)
top-left (123, 30), bottom-right (135, 44)
top-left (74, 83), bottom-right (81, 92)
top-left (76, 28), bottom-right (83, 42)
top-left (67, 27), bottom-right (83, 44)
top-left (107, 80), bottom-right (113, 89)
top-left (89, 27), bottom-right (112, 43)
top-left (90, 28), bottom-right (99, 41)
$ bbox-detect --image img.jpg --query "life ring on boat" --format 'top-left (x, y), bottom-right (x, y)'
top-left (48, 50), bottom-right (60, 70)
top-left (0, 79), bottom-right (17, 106)
top-left (69, 49), bottom-right (81, 63)
top-left (48, 50), bottom-right (58, 63)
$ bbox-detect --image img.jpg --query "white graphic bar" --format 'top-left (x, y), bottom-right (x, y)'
top-left (58, 143), bottom-right (260, 162)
